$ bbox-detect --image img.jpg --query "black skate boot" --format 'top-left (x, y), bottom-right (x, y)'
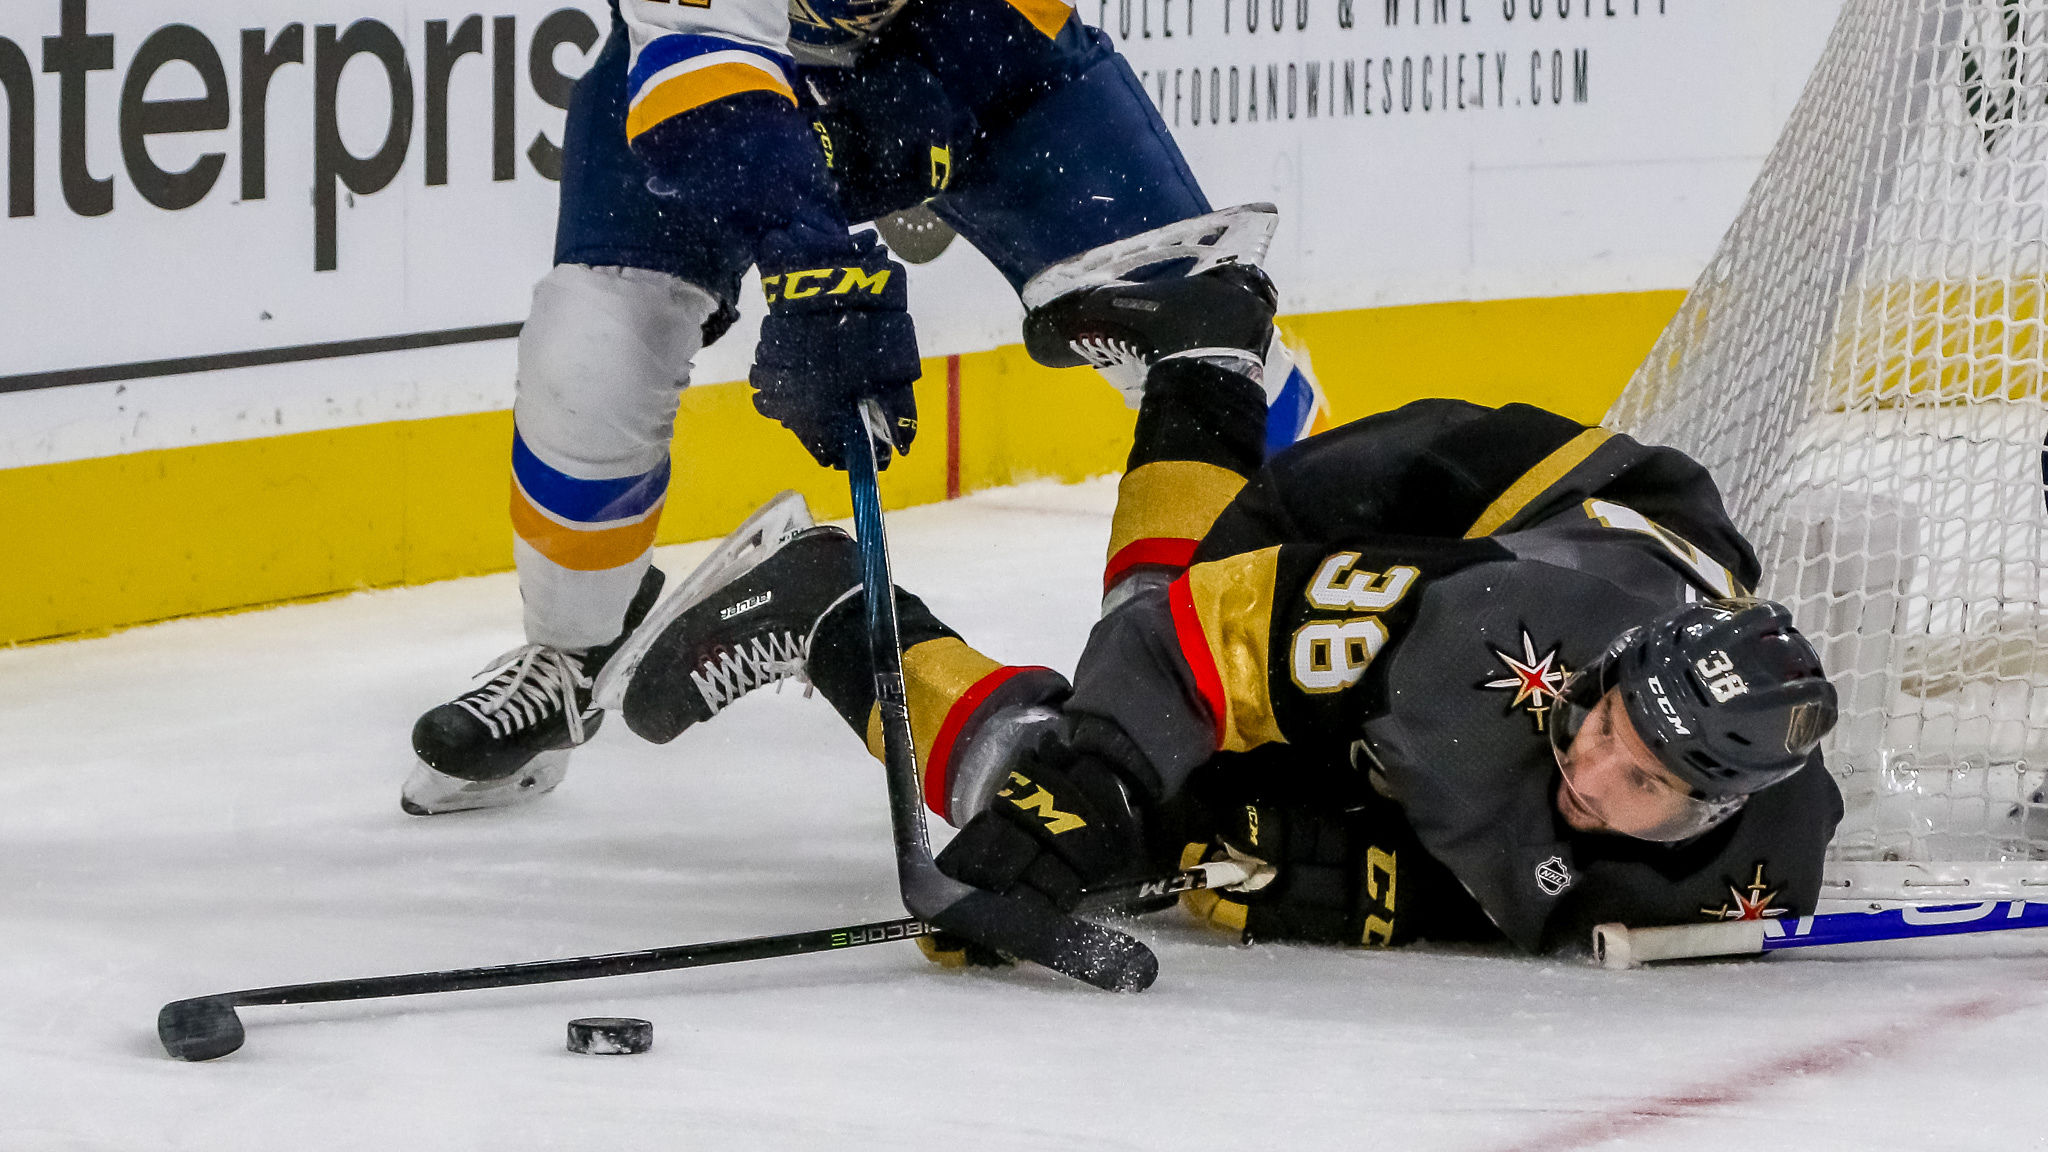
top-left (621, 525), bottom-right (863, 745)
top-left (1022, 203), bottom-right (1281, 398)
top-left (402, 565), bottom-right (667, 815)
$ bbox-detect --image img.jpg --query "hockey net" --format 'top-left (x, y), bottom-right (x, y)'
top-left (1607, 0), bottom-right (2048, 902)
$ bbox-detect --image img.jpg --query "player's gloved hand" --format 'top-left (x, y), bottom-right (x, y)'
top-left (935, 718), bottom-right (1154, 915)
top-left (750, 228), bottom-right (920, 470)
top-left (808, 55), bottom-right (977, 224)
top-left (1181, 800), bottom-right (1399, 947)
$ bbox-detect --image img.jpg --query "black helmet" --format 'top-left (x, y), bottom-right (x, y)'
top-left (1558, 598), bottom-right (1838, 802)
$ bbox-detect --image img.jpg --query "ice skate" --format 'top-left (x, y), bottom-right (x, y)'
top-left (1021, 203), bottom-right (1281, 395)
top-left (621, 525), bottom-right (862, 745)
top-left (403, 565), bottom-right (667, 815)
top-left (1019, 204), bottom-right (1324, 449)
top-left (592, 489), bottom-right (815, 710)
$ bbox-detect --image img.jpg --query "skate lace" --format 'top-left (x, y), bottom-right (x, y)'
top-left (690, 631), bottom-right (809, 714)
top-left (455, 644), bottom-right (594, 744)
top-left (1070, 336), bottom-right (1150, 406)
top-left (1070, 335), bottom-right (1148, 370)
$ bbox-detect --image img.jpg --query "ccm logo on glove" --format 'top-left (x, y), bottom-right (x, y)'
top-left (761, 266), bottom-right (894, 302)
top-left (999, 771), bottom-right (1087, 834)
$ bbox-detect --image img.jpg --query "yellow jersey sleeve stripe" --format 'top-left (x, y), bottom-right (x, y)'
top-left (1106, 460), bottom-right (1248, 567)
top-left (1182, 546), bottom-right (1287, 752)
top-left (1462, 427), bottom-right (1613, 539)
top-left (625, 60), bottom-right (797, 141)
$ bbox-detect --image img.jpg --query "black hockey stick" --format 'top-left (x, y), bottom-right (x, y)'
top-left (157, 414), bottom-right (1154, 1060)
top-left (153, 858), bottom-right (1246, 1062)
top-left (157, 917), bottom-right (931, 1061)
top-left (843, 407), bottom-right (1158, 993)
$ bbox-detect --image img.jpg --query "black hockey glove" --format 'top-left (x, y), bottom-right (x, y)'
top-left (1179, 801), bottom-right (1356, 945)
top-left (935, 719), bottom-right (1155, 916)
top-left (1182, 795), bottom-right (1453, 948)
top-left (750, 228), bottom-right (921, 470)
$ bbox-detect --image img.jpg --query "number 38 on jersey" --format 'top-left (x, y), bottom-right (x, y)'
top-left (1289, 557), bottom-right (1418, 694)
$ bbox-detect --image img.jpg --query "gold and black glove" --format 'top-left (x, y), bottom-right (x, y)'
top-left (935, 724), bottom-right (1154, 915)
top-left (1180, 799), bottom-right (1405, 947)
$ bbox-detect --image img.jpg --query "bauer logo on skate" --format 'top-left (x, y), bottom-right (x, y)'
top-left (720, 592), bottom-right (772, 620)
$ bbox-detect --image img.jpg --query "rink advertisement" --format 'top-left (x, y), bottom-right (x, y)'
top-left (0, 0), bottom-right (1833, 433)
top-left (0, 0), bottom-right (1839, 642)
top-left (0, 0), bottom-right (607, 451)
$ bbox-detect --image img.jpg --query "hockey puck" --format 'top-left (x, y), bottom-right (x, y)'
top-left (566, 1017), bottom-right (653, 1055)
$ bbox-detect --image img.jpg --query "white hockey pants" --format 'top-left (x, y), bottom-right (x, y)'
top-left (511, 263), bottom-right (719, 650)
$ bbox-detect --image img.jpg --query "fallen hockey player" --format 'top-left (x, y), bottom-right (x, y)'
top-left (608, 315), bottom-right (1845, 956)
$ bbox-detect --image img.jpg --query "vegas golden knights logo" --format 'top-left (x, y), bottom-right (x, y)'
top-left (1482, 629), bottom-right (1570, 733)
top-left (1701, 863), bottom-right (1787, 922)
top-left (1785, 701), bottom-right (1826, 753)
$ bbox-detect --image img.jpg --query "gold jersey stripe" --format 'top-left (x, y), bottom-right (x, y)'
top-left (625, 61), bottom-right (796, 142)
top-left (1183, 546), bottom-right (1287, 752)
top-left (1462, 427), bottom-right (1612, 539)
top-left (863, 636), bottom-right (1005, 782)
top-left (1106, 459), bottom-right (1248, 566)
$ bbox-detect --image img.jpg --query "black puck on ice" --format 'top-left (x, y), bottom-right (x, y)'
top-left (566, 1017), bottom-right (653, 1055)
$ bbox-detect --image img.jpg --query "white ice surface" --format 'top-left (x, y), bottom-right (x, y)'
top-left (5, 478), bottom-right (2048, 1151)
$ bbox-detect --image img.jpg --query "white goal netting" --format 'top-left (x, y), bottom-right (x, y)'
top-left (1607, 0), bottom-right (2048, 901)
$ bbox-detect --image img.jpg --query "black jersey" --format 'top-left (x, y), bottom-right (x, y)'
top-left (1068, 399), bottom-right (1844, 953)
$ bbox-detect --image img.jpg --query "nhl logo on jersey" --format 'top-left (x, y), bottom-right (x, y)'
top-left (1482, 630), bottom-right (1571, 732)
top-left (1533, 855), bottom-right (1573, 897)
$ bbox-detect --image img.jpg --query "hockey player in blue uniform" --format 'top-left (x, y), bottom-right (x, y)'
top-left (402, 0), bottom-right (1326, 814)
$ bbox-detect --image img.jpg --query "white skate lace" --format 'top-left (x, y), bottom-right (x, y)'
top-left (1070, 336), bottom-right (1150, 406)
top-left (690, 632), bottom-right (809, 714)
top-left (1070, 335), bottom-right (1148, 370)
top-left (455, 644), bottom-right (594, 744)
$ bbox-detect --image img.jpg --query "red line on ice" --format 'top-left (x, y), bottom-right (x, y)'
top-left (1484, 991), bottom-right (2017, 1152)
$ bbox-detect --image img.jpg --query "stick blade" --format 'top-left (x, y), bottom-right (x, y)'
top-left (935, 889), bottom-right (1157, 992)
top-left (158, 997), bottom-right (245, 1061)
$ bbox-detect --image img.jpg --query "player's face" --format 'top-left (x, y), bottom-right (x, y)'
top-left (1553, 690), bottom-right (1700, 838)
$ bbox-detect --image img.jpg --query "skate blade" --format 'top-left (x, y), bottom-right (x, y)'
top-left (401, 750), bottom-right (570, 816)
top-left (591, 490), bottom-right (814, 711)
top-left (1020, 203), bottom-right (1279, 313)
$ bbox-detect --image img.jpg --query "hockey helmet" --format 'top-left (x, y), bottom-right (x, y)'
top-left (787, 0), bottom-right (910, 63)
top-left (1553, 598), bottom-right (1837, 814)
